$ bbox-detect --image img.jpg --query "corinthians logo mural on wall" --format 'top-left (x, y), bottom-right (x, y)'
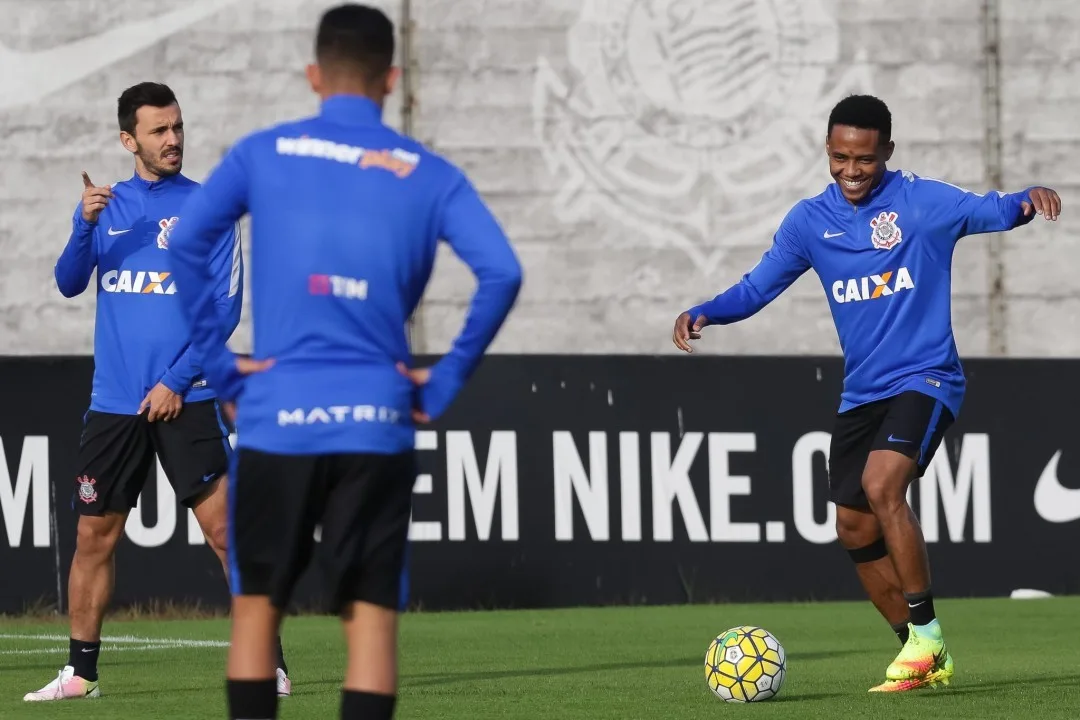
top-left (532, 0), bottom-right (873, 274)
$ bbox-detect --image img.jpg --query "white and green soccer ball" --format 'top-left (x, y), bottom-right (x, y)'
top-left (704, 625), bottom-right (787, 702)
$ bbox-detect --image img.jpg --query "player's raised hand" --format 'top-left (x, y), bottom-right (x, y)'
top-left (672, 311), bottom-right (707, 353)
top-left (1021, 187), bottom-right (1061, 221)
top-left (80, 172), bottom-right (113, 224)
top-left (396, 361), bottom-right (432, 423)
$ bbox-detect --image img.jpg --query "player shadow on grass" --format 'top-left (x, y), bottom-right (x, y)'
top-left (766, 690), bottom-right (852, 703)
top-left (267, 649), bottom-right (870, 696)
top-left (103, 684), bottom-right (213, 698)
top-left (904, 672), bottom-right (1080, 698)
top-left (787, 649), bottom-right (878, 661)
top-left (394, 648), bottom-right (867, 688)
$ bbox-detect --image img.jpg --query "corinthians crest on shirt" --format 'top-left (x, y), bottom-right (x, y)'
top-left (870, 211), bottom-right (902, 250)
top-left (157, 216), bottom-right (179, 249)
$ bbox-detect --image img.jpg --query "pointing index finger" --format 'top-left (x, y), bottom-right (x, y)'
top-left (82, 171), bottom-right (94, 189)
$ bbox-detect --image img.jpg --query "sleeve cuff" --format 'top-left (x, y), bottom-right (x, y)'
top-left (419, 357), bottom-right (469, 421)
top-left (1011, 188), bottom-right (1036, 227)
top-left (160, 371), bottom-right (190, 395)
top-left (207, 354), bottom-right (244, 403)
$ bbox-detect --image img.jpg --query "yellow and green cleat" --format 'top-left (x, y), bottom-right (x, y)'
top-left (869, 620), bottom-right (953, 693)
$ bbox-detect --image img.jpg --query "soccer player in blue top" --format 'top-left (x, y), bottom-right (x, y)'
top-left (674, 94), bottom-right (1061, 693)
top-left (25, 82), bottom-right (291, 702)
top-left (167, 5), bottom-right (523, 719)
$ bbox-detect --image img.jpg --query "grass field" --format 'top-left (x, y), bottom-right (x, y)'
top-left (2, 597), bottom-right (1078, 719)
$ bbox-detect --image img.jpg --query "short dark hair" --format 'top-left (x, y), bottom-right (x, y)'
top-left (827, 94), bottom-right (892, 144)
top-left (117, 82), bottom-right (178, 135)
top-left (315, 3), bottom-right (395, 84)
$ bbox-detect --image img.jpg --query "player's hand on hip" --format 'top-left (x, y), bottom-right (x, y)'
top-left (80, 172), bottom-right (113, 224)
top-left (673, 311), bottom-right (707, 353)
top-left (396, 362), bottom-right (432, 424)
top-left (236, 356), bottom-right (274, 375)
top-left (1021, 187), bottom-right (1061, 221)
top-left (139, 382), bottom-right (183, 422)
top-left (216, 357), bottom-right (274, 424)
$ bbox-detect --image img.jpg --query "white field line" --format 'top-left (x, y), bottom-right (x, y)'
top-left (0, 633), bottom-right (228, 656)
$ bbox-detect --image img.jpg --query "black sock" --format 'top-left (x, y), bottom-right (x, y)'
top-left (904, 589), bottom-right (936, 627)
top-left (227, 678), bottom-right (277, 720)
top-left (891, 621), bottom-right (910, 645)
top-left (69, 639), bottom-right (100, 682)
top-left (341, 690), bottom-right (396, 720)
top-left (275, 636), bottom-right (288, 675)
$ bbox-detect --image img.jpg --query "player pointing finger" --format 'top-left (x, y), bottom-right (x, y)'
top-left (80, 172), bottom-right (113, 224)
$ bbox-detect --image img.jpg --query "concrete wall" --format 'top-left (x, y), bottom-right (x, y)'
top-left (0, 0), bottom-right (1075, 358)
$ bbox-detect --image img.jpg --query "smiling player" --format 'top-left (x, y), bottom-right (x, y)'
top-left (673, 94), bottom-right (1061, 693)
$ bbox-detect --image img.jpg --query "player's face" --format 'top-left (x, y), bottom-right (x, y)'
top-left (125, 103), bottom-right (184, 178)
top-left (826, 125), bottom-right (894, 203)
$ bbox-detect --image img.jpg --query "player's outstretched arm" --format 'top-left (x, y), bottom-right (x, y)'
top-left (55, 173), bottom-right (109, 298)
top-left (918, 176), bottom-right (1062, 238)
top-left (412, 171), bottom-right (523, 422)
top-left (673, 220), bottom-right (810, 353)
top-left (169, 146), bottom-right (253, 402)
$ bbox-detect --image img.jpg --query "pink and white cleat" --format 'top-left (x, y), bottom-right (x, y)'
top-left (276, 667), bottom-right (291, 697)
top-left (23, 666), bottom-right (100, 701)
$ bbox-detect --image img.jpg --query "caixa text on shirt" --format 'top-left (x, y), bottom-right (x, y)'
top-left (100, 269), bottom-right (176, 294)
top-left (277, 405), bottom-right (402, 426)
top-left (831, 266), bottom-right (915, 304)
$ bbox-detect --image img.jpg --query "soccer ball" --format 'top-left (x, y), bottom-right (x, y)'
top-left (704, 625), bottom-right (787, 702)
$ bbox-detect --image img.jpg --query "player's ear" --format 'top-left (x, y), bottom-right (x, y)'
top-left (305, 63), bottom-right (322, 94)
top-left (384, 66), bottom-right (401, 96)
top-left (119, 131), bottom-right (137, 155)
top-left (883, 140), bottom-right (895, 162)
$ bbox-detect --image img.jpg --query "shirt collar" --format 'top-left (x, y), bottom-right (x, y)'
top-left (319, 94), bottom-right (385, 126)
top-left (128, 171), bottom-right (185, 192)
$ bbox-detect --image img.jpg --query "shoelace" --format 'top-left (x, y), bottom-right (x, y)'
top-left (49, 670), bottom-right (67, 697)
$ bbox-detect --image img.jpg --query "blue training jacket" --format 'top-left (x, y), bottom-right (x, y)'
top-left (54, 173), bottom-right (243, 414)
top-left (167, 94), bottom-right (523, 456)
top-left (688, 169), bottom-right (1037, 420)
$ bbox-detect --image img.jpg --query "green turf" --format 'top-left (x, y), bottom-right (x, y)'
top-left (2, 597), bottom-right (1078, 719)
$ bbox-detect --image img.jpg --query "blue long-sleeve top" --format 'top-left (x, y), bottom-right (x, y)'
top-left (167, 94), bottom-right (523, 455)
top-left (687, 169), bottom-right (1036, 419)
top-left (54, 173), bottom-right (243, 413)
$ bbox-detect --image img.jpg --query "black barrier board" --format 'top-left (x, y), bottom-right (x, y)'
top-left (1, 355), bottom-right (1077, 614)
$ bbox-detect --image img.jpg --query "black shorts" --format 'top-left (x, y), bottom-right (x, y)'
top-left (73, 400), bottom-right (233, 515)
top-left (231, 449), bottom-right (415, 614)
top-left (828, 390), bottom-right (954, 509)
